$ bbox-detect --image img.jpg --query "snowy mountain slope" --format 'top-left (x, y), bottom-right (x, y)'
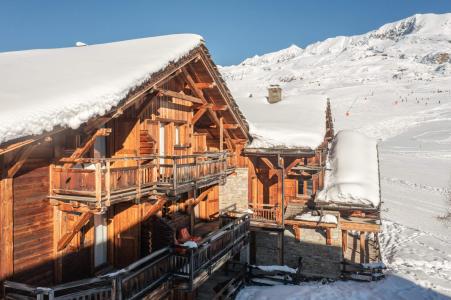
top-left (221, 13), bottom-right (451, 298)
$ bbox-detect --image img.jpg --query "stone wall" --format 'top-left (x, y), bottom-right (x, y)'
top-left (284, 227), bottom-right (342, 279)
top-left (250, 226), bottom-right (342, 279)
top-left (253, 230), bottom-right (282, 265)
top-left (219, 168), bottom-right (248, 210)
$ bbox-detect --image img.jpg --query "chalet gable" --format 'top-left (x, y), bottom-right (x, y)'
top-left (0, 35), bottom-right (250, 155)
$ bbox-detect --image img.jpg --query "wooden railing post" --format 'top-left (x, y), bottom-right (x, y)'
top-left (49, 164), bottom-right (54, 199)
top-left (95, 162), bottom-right (102, 208)
top-left (194, 156), bottom-right (198, 180)
top-left (137, 159), bottom-right (142, 201)
top-left (189, 249), bottom-right (194, 290)
top-left (173, 158), bottom-right (177, 191)
top-left (105, 161), bottom-right (111, 207)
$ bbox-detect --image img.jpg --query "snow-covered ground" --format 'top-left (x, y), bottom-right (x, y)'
top-left (220, 13), bottom-right (451, 299)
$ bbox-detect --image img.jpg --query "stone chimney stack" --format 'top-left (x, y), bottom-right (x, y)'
top-left (267, 84), bottom-right (282, 104)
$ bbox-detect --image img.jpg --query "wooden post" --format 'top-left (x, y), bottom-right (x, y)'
top-left (95, 162), bottom-right (102, 208)
top-left (294, 225), bottom-right (301, 241)
top-left (136, 160), bottom-right (141, 201)
top-left (0, 177), bottom-right (14, 282)
top-left (173, 158), bottom-right (177, 191)
top-left (105, 161), bottom-right (111, 207)
top-left (342, 230), bottom-right (348, 256)
top-left (251, 176), bottom-right (257, 205)
top-left (326, 228), bottom-right (332, 245)
top-left (53, 206), bottom-right (62, 283)
top-left (219, 117), bottom-right (224, 152)
top-left (360, 231), bottom-right (365, 263)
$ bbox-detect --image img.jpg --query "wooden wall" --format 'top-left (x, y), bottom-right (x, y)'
top-left (11, 143), bottom-right (55, 285)
top-left (247, 155), bottom-right (322, 207)
top-left (198, 185), bottom-right (219, 220)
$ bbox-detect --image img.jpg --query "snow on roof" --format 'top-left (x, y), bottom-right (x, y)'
top-left (240, 95), bottom-right (327, 150)
top-left (0, 34), bottom-right (203, 144)
top-left (316, 130), bottom-right (380, 209)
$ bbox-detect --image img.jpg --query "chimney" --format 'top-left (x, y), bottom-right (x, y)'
top-left (267, 84), bottom-right (282, 104)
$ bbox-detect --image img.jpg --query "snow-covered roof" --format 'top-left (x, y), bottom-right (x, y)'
top-left (316, 130), bottom-right (380, 209)
top-left (241, 95), bottom-right (327, 150)
top-left (0, 34), bottom-right (203, 144)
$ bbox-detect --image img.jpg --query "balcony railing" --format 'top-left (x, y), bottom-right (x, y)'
top-left (3, 247), bottom-right (179, 300)
top-left (49, 152), bottom-right (236, 207)
top-left (3, 215), bottom-right (251, 299)
top-left (248, 203), bottom-right (281, 224)
top-left (173, 214), bottom-right (250, 290)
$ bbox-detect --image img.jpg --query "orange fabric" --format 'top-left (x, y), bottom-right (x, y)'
top-left (177, 227), bottom-right (202, 243)
top-left (179, 227), bottom-right (191, 241)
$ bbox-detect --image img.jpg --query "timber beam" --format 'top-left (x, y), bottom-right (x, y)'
top-left (285, 158), bottom-right (302, 174)
top-left (57, 212), bottom-right (93, 251)
top-left (180, 67), bottom-right (235, 150)
top-left (211, 105), bottom-right (228, 111)
top-left (62, 128), bottom-right (111, 168)
top-left (223, 123), bottom-right (239, 129)
top-left (194, 82), bottom-right (216, 89)
top-left (260, 157), bottom-right (276, 170)
top-left (192, 108), bottom-right (208, 124)
top-left (7, 143), bottom-right (40, 177)
top-left (340, 221), bottom-right (381, 232)
top-left (156, 88), bottom-right (204, 104)
top-left (142, 196), bottom-right (167, 221)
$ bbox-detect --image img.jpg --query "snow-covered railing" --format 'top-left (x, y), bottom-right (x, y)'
top-left (49, 151), bottom-right (235, 206)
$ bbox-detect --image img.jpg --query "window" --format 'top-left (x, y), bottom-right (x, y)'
top-left (297, 178), bottom-right (313, 195)
top-left (175, 125), bottom-right (180, 145)
top-left (298, 178), bottom-right (304, 195)
top-left (306, 179), bottom-right (313, 195)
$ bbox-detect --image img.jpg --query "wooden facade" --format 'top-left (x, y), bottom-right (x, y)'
top-left (245, 100), bottom-right (333, 226)
top-left (0, 44), bottom-right (251, 299)
top-left (244, 100), bottom-right (383, 276)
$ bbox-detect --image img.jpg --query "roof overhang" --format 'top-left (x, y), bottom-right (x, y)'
top-left (243, 147), bottom-right (316, 157)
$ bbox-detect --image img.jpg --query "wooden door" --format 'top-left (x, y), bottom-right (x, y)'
top-left (61, 212), bottom-right (93, 282)
top-left (113, 203), bottom-right (140, 268)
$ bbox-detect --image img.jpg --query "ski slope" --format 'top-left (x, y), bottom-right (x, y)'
top-left (220, 13), bottom-right (451, 299)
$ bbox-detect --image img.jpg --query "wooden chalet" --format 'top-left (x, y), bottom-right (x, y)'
top-left (0, 35), bottom-right (252, 299)
top-left (243, 99), bottom-right (383, 279)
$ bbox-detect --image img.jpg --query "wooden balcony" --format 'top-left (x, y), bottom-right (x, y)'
top-left (3, 214), bottom-right (251, 300)
top-left (172, 214), bottom-right (250, 291)
top-left (3, 247), bottom-right (180, 300)
top-left (247, 203), bottom-right (286, 229)
top-left (49, 152), bottom-right (236, 208)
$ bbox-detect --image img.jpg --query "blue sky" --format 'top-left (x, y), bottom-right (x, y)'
top-left (1, 1), bottom-right (451, 65)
